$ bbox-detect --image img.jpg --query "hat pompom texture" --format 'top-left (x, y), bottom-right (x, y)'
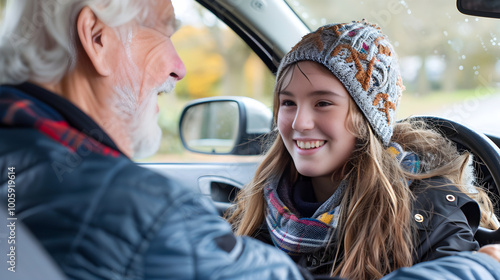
top-left (277, 21), bottom-right (404, 146)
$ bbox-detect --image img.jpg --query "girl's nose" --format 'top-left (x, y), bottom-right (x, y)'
top-left (292, 107), bottom-right (314, 132)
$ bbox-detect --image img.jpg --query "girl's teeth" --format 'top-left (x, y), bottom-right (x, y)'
top-left (297, 141), bottom-right (325, 149)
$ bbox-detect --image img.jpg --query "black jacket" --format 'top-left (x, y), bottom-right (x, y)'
top-left (411, 177), bottom-right (480, 261)
top-left (254, 176), bottom-right (480, 275)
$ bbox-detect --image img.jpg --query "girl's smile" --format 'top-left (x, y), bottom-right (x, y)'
top-left (295, 140), bottom-right (326, 150)
top-left (293, 139), bottom-right (327, 157)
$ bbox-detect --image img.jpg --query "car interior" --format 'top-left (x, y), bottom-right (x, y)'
top-left (1, 0), bottom-right (500, 278)
top-left (176, 0), bottom-right (500, 244)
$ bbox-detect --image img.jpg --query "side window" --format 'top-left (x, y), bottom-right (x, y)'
top-left (144, 0), bottom-right (276, 162)
top-left (285, 0), bottom-right (500, 136)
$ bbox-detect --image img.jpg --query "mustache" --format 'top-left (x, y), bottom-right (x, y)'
top-left (155, 78), bottom-right (177, 94)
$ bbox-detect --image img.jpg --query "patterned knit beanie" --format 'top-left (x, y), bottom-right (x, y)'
top-left (277, 21), bottom-right (404, 146)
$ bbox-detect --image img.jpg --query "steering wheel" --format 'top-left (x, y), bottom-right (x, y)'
top-left (413, 116), bottom-right (500, 245)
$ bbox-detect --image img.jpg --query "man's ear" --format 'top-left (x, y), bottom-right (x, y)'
top-left (76, 7), bottom-right (112, 76)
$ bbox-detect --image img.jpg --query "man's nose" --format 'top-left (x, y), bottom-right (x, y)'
top-left (169, 51), bottom-right (186, 81)
top-left (292, 107), bottom-right (314, 131)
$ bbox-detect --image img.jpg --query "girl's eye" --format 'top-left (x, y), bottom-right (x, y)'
top-left (317, 101), bottom-right (332, 107)
top-left (280, 100), bottom-right (296, 107)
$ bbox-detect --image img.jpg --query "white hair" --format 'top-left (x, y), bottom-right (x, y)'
top-left (0, 0), bottom-right (155, 85)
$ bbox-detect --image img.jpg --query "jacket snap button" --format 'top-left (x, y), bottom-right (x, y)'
top-left (414, 214), bottom-right (424, 223)
top-left (446, 194), bottom-right (456, 202)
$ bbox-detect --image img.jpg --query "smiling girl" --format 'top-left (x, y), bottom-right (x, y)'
top-left (227, 21), bottom-right (499, 279)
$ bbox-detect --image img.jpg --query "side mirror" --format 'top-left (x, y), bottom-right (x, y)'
top-left (179, 97), bottom-right (272, 155)
top-left (457, 0), bottom-right (500, 18)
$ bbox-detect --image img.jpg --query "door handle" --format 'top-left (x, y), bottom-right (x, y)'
top-left (198, 176), bottom-right (243, 214)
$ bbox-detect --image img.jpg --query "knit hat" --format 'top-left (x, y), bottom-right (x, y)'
top-left (277, 21), bottom-right (404, 146)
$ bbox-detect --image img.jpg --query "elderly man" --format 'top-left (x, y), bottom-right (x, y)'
top-left (0, 1), bottom-right (304, 279)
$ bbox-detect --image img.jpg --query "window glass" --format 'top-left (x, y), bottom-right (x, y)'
top-left (286, 0), bottom-right (500, 136)
top-left (145, 0), bottom-right (276, 162)
top-left (0, 0), bottom-right (5, 20)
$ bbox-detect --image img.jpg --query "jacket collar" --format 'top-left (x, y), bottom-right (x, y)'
top-left (0, 82), bottom-right (123, 157)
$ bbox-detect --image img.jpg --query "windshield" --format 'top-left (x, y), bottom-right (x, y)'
top-left (286, 0), bottom-right (500, 136)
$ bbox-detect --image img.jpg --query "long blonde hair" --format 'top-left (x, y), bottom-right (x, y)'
top-left (226, 64), bottom-right (498, 280)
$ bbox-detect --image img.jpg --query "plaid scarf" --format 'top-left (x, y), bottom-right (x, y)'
top-left (264, 177), bottom-right (346, 255)
top-left (0, 84), bottom-right (120, 157)
top-left (264, 142), bottom-right (420, 256)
